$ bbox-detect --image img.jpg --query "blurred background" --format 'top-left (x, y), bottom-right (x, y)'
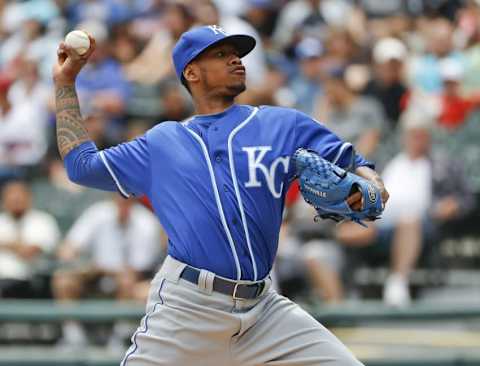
top-left (1, 0), bottom-right (480, 365)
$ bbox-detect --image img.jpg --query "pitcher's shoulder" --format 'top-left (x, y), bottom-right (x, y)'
top-left (144, 121), bottom-right (193, 146)
top-left (146, 121), bottom-right (183, 136)
top-left (254, 105), bottom-right (299, 122)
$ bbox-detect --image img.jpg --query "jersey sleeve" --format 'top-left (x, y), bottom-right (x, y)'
top-left (294, 110), bottom-right (374, 170)
top-left (100, 135), bottom-right (150, 197)
top-left (64, 135), bottom-right (150, 197)
top-left (64, 141), bottom-right (118, 193)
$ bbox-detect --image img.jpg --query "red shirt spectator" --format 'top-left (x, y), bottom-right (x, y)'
top-left (439, 93), bottom-right (474, 129)
top-left (437, 59), bottom-right (480, 129)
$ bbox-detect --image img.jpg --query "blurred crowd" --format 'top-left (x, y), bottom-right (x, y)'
top-left (1, 0), bottom-right (480, 348)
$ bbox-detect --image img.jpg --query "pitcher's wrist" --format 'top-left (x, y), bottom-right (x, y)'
top-left (54, 76), bottom-right (76, 88)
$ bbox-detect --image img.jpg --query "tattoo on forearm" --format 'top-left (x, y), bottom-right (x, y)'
top-left (55, 85), bottom-right (90, 159)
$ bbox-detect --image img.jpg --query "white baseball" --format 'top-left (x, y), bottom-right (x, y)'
top-left (64, 30), bottom-right (90, 55)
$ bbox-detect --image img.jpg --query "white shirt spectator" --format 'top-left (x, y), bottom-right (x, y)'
top-left (0, 97), bottom-right (48, 166)
top-left (66, 201), bottom-right (162, 273)
top-left (0, 210), bottom-right (60, 280)
top-left (380, 153), bottom-right (432, 227)
top-left (8, 79), bottom-right (49, 107)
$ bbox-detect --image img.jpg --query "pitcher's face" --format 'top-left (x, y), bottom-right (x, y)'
top-left (186, 42), bottom-right (247, 98)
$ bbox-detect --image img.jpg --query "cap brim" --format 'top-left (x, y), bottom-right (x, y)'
top-left (204, 34), bottom-right (256, 59)
top-left (224, 35), bottom-right (256, 57)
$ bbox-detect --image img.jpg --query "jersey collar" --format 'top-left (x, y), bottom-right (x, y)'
top-left (191, 104), bottom-right (240, 124)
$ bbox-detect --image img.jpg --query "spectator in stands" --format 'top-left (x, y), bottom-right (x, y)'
top-left (0, 73), bottom-right (16, 183)
top-left (281, 169), bottom-right (345, 304)
top-left (109, 23), bottom-right (141, 66)
top-left (289, 37), bottom-right (324, 115)
top-left (408, 18), bottom-right (465, 94)
top-left (288, 198), bottom-right (344, 303)
top-left (52, 194), bottom-right (164, 347)
top-left (74, 20), bottom-right (131, 142)
top-left (66, 0), bottom-right (131, 27)
top-left (0, 180), bottom-right (60, 298)
top-left (274, 217), bottom-right (307, 297)
top-left (437, 58), bottom-right (480, 129)
top-left (124, 2), bottom-right (195, 124)
top-left (53, 194), bottom-right (163, 301)
top-left (272, 0), bottom-right (355, 50)
top-left (357, 0), bottom-right (405, 18)
top-left (336, 110), bottom-right (474, 306)
top-left (356, 0), bottom-right (415, 41)
top-left (363, 37), bottom-right (409, 129)
top-left (157, 81), bottom-right (193, 122)
top-left (0, 6), bottom-right (61, 80)
top-left (322, 27), bottom-right (362, 73)
top-left (31, 156), bottom-right (107, 234)
top-left (460, 2), bottom-right (480, 96)
top-left (125, 2), bottom-right (195, 85)
top-left (0, 61), bottom-right (49, 181)
top-left (211, 0), bottom-right (248, 17)
top-left (314, 68), bottom-right (385, 159)
top-left (8, 55), bottom-right (50, 113)
top-left (242, 0), bottom-right (279, 40)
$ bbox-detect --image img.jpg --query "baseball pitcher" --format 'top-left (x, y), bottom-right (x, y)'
top-left (53, 25), bottom-right (389, 366)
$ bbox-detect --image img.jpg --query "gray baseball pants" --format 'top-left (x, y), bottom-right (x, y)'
top-left (121, 255), bottom-right (364, 366)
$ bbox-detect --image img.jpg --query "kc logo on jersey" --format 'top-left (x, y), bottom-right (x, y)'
top-left (243, 146), bottom-right (290, 198)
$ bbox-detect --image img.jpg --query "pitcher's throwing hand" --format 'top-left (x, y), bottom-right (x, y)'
top-left (53, 32), bottom-right (96, 86)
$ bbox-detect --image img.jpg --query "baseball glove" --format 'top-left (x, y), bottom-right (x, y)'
top-left (292, 148), bottom-right (383, 227)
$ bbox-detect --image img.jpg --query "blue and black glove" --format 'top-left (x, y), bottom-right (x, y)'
top-left (292, 148), bottom-right (383, 227)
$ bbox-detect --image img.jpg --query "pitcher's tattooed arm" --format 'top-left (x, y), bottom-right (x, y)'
top-left (55, 84), bottom-right (90, 159)
top-left (53, 35), bottom-right (96, 159)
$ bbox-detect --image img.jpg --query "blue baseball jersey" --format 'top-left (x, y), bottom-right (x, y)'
top-left (65, 104), bottom-right (372, 281)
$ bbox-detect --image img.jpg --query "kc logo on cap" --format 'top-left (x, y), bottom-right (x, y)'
top-left (208, 25), bottom-right (227, 36)
top-left (172, 25), bottom-right (256, 80)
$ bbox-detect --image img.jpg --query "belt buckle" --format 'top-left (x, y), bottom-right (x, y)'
top-left (232, 283), bottom-right (241, 300)
top-left (255, 281), bottom-right (265, 297)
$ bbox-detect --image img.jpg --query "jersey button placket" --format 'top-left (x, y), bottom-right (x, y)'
top-left (215, 153), bottom-right (222, 163)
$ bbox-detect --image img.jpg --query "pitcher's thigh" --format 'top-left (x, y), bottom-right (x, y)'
top-left (121, 280), bottom-right (233, 366)
top-left (234, 295), bottom-right (364, 366)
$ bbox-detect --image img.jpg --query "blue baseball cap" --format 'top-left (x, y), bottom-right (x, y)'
top-left (172, 25), bottom-right (256, 81)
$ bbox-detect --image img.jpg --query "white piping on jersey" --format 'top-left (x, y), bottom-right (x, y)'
top-left (308, 119), bottom-right (354, 169)
top-left (185, 128), bottom-right (242, 280)
top-left (99, 151), bottom-right (130, 198)
top-left (227, 107), bottom-right (260, 281)
top-left (332, 142), bottom-right (353, 165)
top-left (181, 117), bottom-right (194, 126)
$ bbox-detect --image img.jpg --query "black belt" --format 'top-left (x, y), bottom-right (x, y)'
top-left (180, 266), bottom-right (266, 300)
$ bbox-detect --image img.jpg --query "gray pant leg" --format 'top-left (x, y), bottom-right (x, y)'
top-left (121, 277), bottom-right (239, 366)
top-left (233, 291), bottom-right (364, 366)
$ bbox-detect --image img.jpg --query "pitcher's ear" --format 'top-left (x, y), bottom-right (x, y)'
top-left (183, 64), bottom-right (199, 84)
